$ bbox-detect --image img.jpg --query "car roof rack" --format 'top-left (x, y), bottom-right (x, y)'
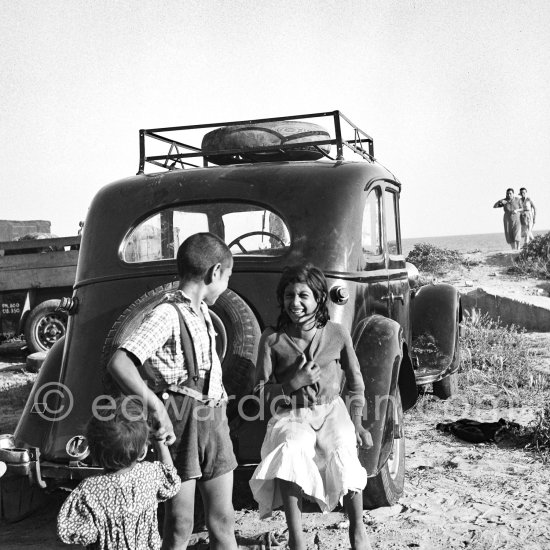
top-left (137, 110), bottom-right (375, 174)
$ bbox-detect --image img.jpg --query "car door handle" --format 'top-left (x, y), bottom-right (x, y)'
top-left (393, 293), bottom-right (405, 304)
top-left (382, 292), bottom-right (405, 304)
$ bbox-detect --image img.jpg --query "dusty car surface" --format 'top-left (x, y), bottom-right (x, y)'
top-left (1, 111), bottom-right (461, 517)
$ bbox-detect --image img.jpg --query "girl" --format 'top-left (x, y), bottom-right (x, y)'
top-left (57, 397), bottom-right (181, 550)
top-left (249, 264), bottom-right (373, 550)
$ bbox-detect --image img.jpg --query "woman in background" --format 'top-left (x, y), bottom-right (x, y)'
top-left (519, 187), bottom-right (536, 245)
top-left (493, 188), bottom-right (522, 250)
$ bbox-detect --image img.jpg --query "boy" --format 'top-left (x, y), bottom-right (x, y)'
top-left (107, 232), bottom-right (238, 550)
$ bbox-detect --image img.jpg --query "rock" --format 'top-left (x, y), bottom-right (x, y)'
top-left (448, 505), bottom-right (479, 522)
top-left (447, 456), bottom-right (477, 470)
top-left (368, 504), bottom-right (404, 520)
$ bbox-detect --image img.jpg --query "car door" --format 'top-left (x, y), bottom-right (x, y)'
top-left (383, 184), bottom-right (411, 340)
top-left (361, 184), bottom-right (390, 318)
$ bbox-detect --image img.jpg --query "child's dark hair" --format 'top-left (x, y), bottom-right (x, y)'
top-left (86, 396), bottom-right (150, 471)
top-left (176, 232), bottom-right (232, 281)
top-left (276, 263), bottom-right (329, 329)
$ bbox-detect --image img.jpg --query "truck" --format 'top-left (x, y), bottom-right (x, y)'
top-left (0, 231), bottom-right (80, 353)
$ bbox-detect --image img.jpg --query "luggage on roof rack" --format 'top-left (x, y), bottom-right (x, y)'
top-left (137, 110), bottom-right (375, 173)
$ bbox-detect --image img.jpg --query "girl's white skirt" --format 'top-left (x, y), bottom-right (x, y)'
top-left (249, 397), bottom-right (368, 518)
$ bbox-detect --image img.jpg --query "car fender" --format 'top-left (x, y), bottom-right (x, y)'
top-left (411, 283), bottom-right (462, 383)
top-left (14, 336), bottom-right (66, 455)
top-left (352, 314), bottom-right (403, 476)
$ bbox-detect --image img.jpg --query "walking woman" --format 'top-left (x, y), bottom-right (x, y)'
top-left (519, 187), bottom-right (537, 245)
top-left (493, 188), bottom-right (522, 250)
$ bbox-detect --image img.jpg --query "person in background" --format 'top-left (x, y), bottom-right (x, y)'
top-left (519, 187), bottom-right (536, 245)
top-left (57, 397), bottom-right (181, 550)
top-left (493, 188), bottom-right (522, 250)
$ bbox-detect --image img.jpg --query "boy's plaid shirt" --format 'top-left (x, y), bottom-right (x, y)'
top-left (120, 290), bottom-right (226, 402)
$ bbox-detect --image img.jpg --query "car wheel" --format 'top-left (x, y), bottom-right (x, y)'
top-left (432, 330), bottom-right (460, 399)
top-left (433, 371), bottom-right (459, 399)
top-left (363, 392), bottom-right (405, 509)
top-left (24, 299), bottom-right (68, 354)
top-left (102, 282), bottom-right (260, 420)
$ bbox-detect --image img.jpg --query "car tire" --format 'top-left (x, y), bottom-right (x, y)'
top-left (24, 299), bottom-right (68, 354)
top-left (201, 120), bottom-right (332, 165)
top-left (102, 282), bottom-right (260, 420)
top-left (363, 392), bottom-right (405, 509)
top-left (433, 371), bottom-right (459, 400)
top-left (432, 329), bottom-right (460, 400)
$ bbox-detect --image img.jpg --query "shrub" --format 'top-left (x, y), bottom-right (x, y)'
top-left (510, 231), bottom-right (550, 279)
top-left (527, 404), bottom-right (550, 462)
top-left (406, 243), bottom-right (463, 275)
top-left (459, 309), bottom-right (547, 394)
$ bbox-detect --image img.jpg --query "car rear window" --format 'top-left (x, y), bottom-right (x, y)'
top-left (121, 202), bottom-right (290, 263)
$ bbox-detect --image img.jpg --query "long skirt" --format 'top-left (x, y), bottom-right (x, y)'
top-left (503, 212), bottom-right (521, 245)
top-left (249, 397), bottom-right (368, 518)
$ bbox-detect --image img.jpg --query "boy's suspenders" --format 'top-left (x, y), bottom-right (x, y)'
top-left (156, 301), bottom-right (218, 405)
top-left (168, 302), bottom-right (199, 384)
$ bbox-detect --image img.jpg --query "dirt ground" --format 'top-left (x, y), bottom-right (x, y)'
top-left (1, 251), bottom-right (549, 549)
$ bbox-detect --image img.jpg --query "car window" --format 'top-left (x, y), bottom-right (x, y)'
top-left (122, 203), bottom-right (290, 263)
top-left (361, 188), bottom-right (382, 264)
top-left (384, 188), bottom-right (401, 255)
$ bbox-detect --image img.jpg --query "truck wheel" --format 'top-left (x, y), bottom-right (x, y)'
top-left (24, 299), bottom-right (68, 354)
top-left (363, 393), bottom-right (405, 509)
top-left (102, 283), bottom-right (260, 420)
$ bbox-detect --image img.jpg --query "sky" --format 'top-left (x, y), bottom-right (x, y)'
top-left (1, 0), bottom-right (549, 239)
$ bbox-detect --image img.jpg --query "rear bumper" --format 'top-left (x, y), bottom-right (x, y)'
top-left (0, 435), bottom-right (46, 488)
top-left (1, 434), bottom-right (100, 486)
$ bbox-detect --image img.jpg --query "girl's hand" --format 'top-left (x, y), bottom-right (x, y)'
top-left (152, 435), bottom-right (175, 466)
top-left (151, 401), bottom-right (176, 446)
top-left (352, 417), bottom-right (373, 448)
top-left (290, 355), bottom-right (321, 389)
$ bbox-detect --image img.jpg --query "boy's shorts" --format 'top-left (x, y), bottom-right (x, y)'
top-left (161, 392), bottom-right (237, 482)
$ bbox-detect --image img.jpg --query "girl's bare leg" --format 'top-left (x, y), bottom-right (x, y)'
top-left (343, 490), bottom-right (372, 550)
top-left (278, 479), bottom-right (305, 550)
top-left (162, 479), bottom-right (196, 549)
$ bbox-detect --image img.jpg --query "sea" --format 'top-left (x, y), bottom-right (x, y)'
top-left (402, 229), bottom-right (549, 256)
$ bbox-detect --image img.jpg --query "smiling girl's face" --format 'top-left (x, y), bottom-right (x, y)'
top-left (283, 282), bottom-right (318, 327)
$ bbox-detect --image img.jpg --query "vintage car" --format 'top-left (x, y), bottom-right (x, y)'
top-left (0, 111), bottom-right (461, 518)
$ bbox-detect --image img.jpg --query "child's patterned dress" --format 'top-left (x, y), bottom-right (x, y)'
top-left (57, 461), bottom-right (181, 550)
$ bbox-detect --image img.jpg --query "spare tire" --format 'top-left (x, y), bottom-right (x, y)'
top-left (101, 282), bottom-right (260, 419)
top-left (201, 120), bottom-right (331, 165)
